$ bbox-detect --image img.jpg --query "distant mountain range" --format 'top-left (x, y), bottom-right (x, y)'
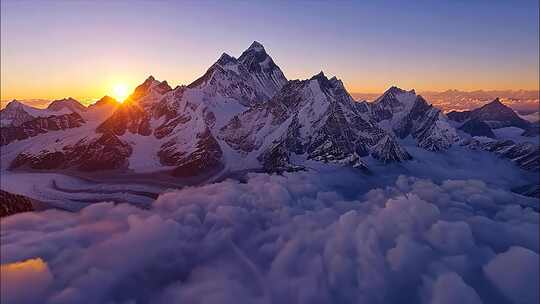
top-left (352, 90), bottom-right (539, 115)
top-left (1, 42), bottom-right (538, 178)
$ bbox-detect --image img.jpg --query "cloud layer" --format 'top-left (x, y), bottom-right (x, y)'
top-left (1, 172), bottom-right (538, 304)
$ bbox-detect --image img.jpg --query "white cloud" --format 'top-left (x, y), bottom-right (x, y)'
top-left (484, 246), bottom-right (539, 304)
top-left (0, 172), bottom-right (538, 304)
top-left (423, 272), bottom-right (482, 304)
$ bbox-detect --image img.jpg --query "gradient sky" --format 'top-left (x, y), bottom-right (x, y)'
top-left (1, 0), bottom-right (539, 102)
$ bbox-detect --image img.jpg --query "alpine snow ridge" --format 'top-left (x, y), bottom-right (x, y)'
top-left (448, 98), bottom-right (531, 129)
top-left (449, 99), bottom-right (539, 172)
top-left (187, 41), bottom-right (287, 106)
top-left (0, 99), bottom-right (86, 145)
top-left (2, 41), bottom-right (538, 177)
top-left (358, 87), bottom-right (458, 151)
top-left (221, 71), bottom-right (410, 171)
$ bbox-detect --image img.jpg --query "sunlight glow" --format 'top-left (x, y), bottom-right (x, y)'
top-left (112, 84), bottom-right (130, 102)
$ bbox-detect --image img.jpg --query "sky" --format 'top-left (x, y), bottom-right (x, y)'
top-left (1, 0), bottom-right (539, 102)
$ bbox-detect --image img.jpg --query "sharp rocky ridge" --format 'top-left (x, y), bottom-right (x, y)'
top-left (6, 41), bottom-right (531, 177)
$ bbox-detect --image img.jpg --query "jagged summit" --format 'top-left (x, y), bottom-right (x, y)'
top-left (308, 71), bottom-right (348, 95)
top-left (187, 41), bottom-right (287, 105)
top-left (378, 86), bottom-right (416, 100)
top-left (448, 97), bottom-right (530, 129)
top-left (127, 76), bottom-right (172, 107)
top-left (3, 41), bottom-right (537, 180)
top-left (245, 41), bottom-right (265, 52)
top-left (47, 97), bottom-right (86, 113)
top-left (371, 86), bottom-right (418, 111)
top-left (358, 86), bottom-right (457, 151)
top-left (482, 97), bottom-right (505, 109)
top-left (5, 99), bottom-right (24, 109)
top-left (370, 134), bottom-right (412, 163)
top-left (216, 52), bottom-right (237, 66)
top-left (310, 71), bottom-right (327, 80)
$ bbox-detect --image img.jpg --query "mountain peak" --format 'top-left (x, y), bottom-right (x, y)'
top-left (144, 75), bottom-right (156, 83)
top-left (310, 71), bottom-right (327, 80)
top-left (92, 95), bottom-right (118, 107)
top-left (100, 95), bottom-right (117, 102)
top-left (247, 41), bottom-right (265, 51)
top-left (384, 86), bottom-right (408, 96)
top-left (239, 41), bottom-right (268, 63)
top-left (5, 99), bottom-right (24, 109)
top-left (481, 97), bottom-right (508, 111)
top-left (216, 52), bottom-right (237, 66)
top-left (489, 97), bottom-right (503, 105)
top-left (47, 97), bottom-right (86, 112)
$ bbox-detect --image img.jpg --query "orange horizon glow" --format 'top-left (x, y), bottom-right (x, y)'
top-left (1, 1), bottom-right (538, 104)
top-left (1, 76), bottom-right (539, 104)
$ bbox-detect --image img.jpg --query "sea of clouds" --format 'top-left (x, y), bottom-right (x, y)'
top-left (1, 170), bottom-right (538, 304)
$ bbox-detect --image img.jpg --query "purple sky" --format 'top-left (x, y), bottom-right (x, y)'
top-left (1, 0), bottom-right (538, 101)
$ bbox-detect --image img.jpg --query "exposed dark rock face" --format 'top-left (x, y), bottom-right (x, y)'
top-left (459, 119), bottom-right (496, 138)
top-left (463, 138), bottom-right (539, 171)
top-left (370, 135), bottom-right (412, 163)
top-left (97, 103), bottom-right (152, 136)
top-left (448, 98), bottom-right (531, 129)
top-left (10, 133), bottom-right (132, 171)
top-left (221, 72), bottom-right (408, 171)
top-left (1, 112), bottom-right (85, 145)
top-left (360, 88), bottom-right (457, 152)
top-left (4, 43), bottom-right (535, 178)
top-left (159, 129), bottom-right (223, 177)
top-left (446, 110), bottom-right (470, 123)
top-left (188, 41), bottom-right (287, 106)
top-left (0, 190), bottom-right (34, 217)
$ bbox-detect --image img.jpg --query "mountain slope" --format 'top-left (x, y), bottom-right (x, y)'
top-left (187, 41), bottom-right (287, 106)
top-left (47, 97), bottom-right (87, 113)
top-left (462, 138), bottom-right (539, 171)
top-left (359, 87), bottom-right (458, 151)
top-left (0, 100), bottom-right (75, 127)
top-left (459, 119), bottom-right (496, 138)
top-left (221, 72), bottom-right (411, 171)
top-left (448, 98), bottom-right (530, 129)
top-left (6, 42), bottom-right (285, 174)
top-left (0, 99), bottom-right (87, 145)
top-left (4, 42), bottom-right (536, 178)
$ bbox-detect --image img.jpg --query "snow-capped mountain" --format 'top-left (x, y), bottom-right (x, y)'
top-left (4, 41), bottom-right (538, 178)
top-left (187, 41), bottom-right (287, 106)
top-left (448, 98), bottom-right (531, 129)
top-left (462, 138), bottom-right (539, 171)
top-left (85, 95), bottom-right (120, 119)
top-left (46, 97), bottom-right (87, 114)
top-left (448, 98), bottom-right (538, 140)
top-left (0, 100), bottom-right (74, 127)
top-left (358, 87), bottom-right (458, 151)
top-left (1, 112), bottom-right (85, 146)
top-left (126, 76), bottom-right (172, 109)
top-left (221, 72), bottom-right (410, 171)
top-left (0, 99), bottom-right (87, 145)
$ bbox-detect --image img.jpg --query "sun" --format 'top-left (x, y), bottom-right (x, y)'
top-left (111, 84), bottom-right (130, 102)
